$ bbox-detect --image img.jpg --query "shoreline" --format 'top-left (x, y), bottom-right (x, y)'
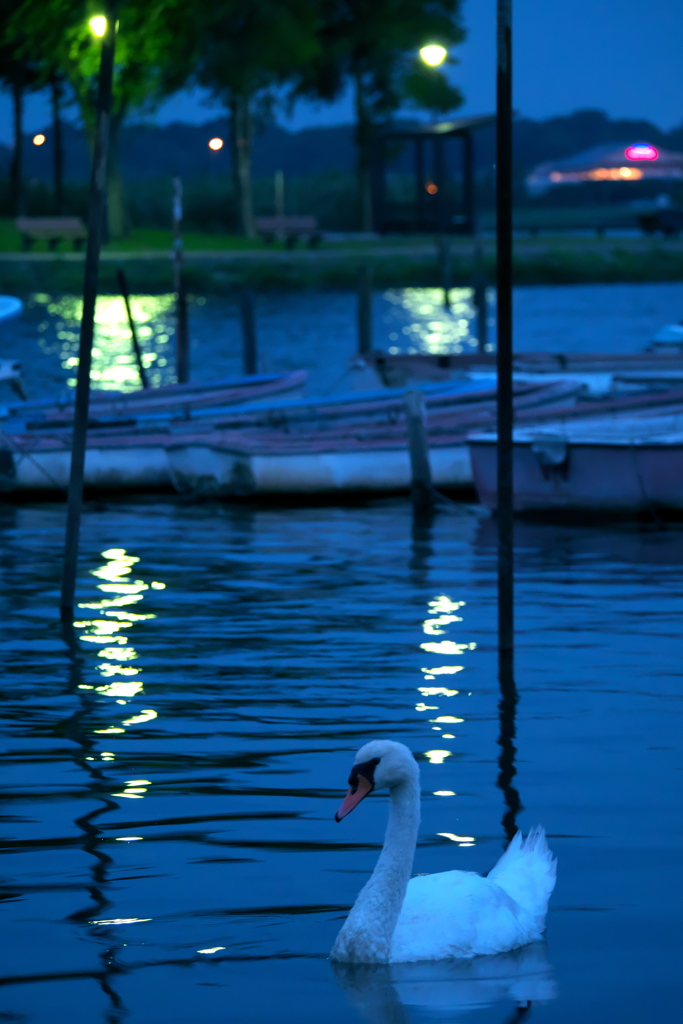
top-left (1, 238), bottom-right (682, 294)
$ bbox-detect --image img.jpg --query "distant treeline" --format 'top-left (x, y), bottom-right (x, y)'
top-left (1, 108), bottom-right (681, 232)
top-left (3, 108), bottom-right (682, 184)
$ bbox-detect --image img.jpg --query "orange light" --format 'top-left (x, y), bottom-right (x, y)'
top-left (208, 137), bottom-right (224, 151)
top-left (587, 166), bottom-right (643, 182)
top-left (33, 134), bottom-right (46, 146)
top-left (425, 181), bottom-right (438, 194)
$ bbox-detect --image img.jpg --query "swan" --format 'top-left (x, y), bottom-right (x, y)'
top-left (331, 740), bottom-right (556, 964)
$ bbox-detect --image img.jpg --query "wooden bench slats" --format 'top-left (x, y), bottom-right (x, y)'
top-left (16, 216), bottom-right (87, 252)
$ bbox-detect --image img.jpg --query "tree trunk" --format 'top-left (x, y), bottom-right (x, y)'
top-left (51, 76), bottom-right (64, 214)
top-left (10, 80), bottom-right (24, 216)
top-left (353, 68), bottom-right (373, 233)
top-left (229, 93), bottom-right (255, 239)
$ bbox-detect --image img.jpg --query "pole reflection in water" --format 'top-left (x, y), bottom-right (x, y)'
top-left (332, 944), bottom-right (555, 1023)
top-left (497, 667), bottom-right (522, 845)
top-left (57, 544), bottom-right (163, 1022)
top-left (62, 619), bottom-right (127, 1023)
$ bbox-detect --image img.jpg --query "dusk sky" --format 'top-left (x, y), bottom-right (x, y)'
top-left (1, 0), bottom-right (681, 144)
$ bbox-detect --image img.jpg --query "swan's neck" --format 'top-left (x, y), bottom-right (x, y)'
top-left (332, 778), bottom-right (420, 963)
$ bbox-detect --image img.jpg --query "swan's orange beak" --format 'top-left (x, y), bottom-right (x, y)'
top-left (335, 774), bottom-right (373, 821)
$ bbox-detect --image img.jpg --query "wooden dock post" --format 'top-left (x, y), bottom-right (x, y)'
top-left (116, 268), bottom-right (148, 389)
top-left (357, 264), bottom-right (373, 355)
top-left (60, 8), bottom-right (116, 619)
top-left (472, 235), bottom-right (488, 352)
top-left (496, 0), bottom-right (515, 683)
top-left (173, 177), bottom-right (189, 384)
top-left (404, 389), bottom-right (434, 509)
top-left (240, 289), bottom-right (257, 375)
top-left (437, 236), bottom-right (452, 310)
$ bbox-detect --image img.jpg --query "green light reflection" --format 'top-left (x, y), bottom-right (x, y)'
top-left (31, 292), bottom-right (176, 392)
top-left (383, 287), bottom-right (490, 355)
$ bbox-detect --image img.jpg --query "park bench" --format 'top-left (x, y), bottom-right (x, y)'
top-left (16, 216), bottom-right (87, 252)
top-left (255, 215), bottom-right (321, 249)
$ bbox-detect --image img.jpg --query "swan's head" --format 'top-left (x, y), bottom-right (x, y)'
top-left (334, 740), bottom-right (419, 822)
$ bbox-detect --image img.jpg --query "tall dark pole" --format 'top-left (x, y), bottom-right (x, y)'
top-left (51, 75), bottom-right (65, 215)
top-left (10, 79), bottom-right (24, 216)
top-left (496, 0), bottom-right (514, 681)
top-left (60, 10), bottom-right (116, 619)
top-left (173, 177), bottom-right (190, 384)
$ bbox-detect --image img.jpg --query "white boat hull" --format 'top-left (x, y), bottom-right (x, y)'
top-left (167, 441), bottom-right (472, 497)
top-left (0, 441), bottom-right (170, 493)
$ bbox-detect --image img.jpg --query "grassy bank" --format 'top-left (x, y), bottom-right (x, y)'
top-left (1, 238), bottom-right (682, 295)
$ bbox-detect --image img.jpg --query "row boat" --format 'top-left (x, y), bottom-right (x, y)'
top-left (166, 382), bottom-right (673, 501)
top-left (7, 370), bottom-right (309, 429)
top-left (469, 412), bottom-right (683, 514)
top-left (364, 349), bottom-right (683, 389)
top-left (0, 379), bottom-right (580, 496)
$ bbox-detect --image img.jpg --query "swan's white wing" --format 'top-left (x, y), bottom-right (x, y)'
top-left (390, 870), bottom-right (539, 962)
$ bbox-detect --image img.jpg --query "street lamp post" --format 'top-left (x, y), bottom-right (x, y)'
top-left (60, 7), bottom-right (117, 619)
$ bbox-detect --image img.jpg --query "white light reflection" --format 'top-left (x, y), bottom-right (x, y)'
top-left (424, 750), bottom-right (452, 764)
top-left (421, 641), bottom-right (475, 655)
top-left (75, 547), bottom-right (164, 749)
top-left (198, 947), bottom-right (226, 955)
top-left (438, 832), bottom-right (475, 846)
top-left (90, 918), bottom-right (152, 926)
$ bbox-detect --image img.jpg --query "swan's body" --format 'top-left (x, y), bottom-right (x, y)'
top-left (331, 740), bottom-right (556, 964)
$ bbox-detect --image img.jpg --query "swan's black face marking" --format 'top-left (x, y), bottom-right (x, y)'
top-left (335, 757), bottom-right (381, 822)
top-left (348, 757), bottom-right (380, 793)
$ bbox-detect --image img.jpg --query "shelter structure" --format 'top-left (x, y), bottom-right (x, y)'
top-left (371, 115), bottom-right (495, 234)
top-left (526, 141), bottom-right (683, 195)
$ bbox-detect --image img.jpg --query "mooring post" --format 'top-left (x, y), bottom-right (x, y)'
top-left (357, 264), bottom-right (373, 355)
top-left (60, 7), bottom-right (116, 620)
top-left (496, 0), bottom-right (514, 682)
top-left (437, 236), bottom-right (452, 310)
top-left (404, 389), bottom-right (434, 510)
top-left (240, 289), bottom-right (257, 375)
top-left (173, 176), bottom-right (189, 384)
top-left (473, 234), bottom-right (488, 353)
top-left (116, 268), bottom-right (148, 389)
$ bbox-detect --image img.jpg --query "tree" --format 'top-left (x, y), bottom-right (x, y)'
top-left (193, 0), bottom-right (320, 238)
top-left (292, 0), bottom-right (465, 230)
top-left (9, 0), bottom-right (196, 236)
top-left (0, 0), bottom-right (41, 216)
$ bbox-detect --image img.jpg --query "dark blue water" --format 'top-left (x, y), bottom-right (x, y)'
top-left (2, 500), bottom-right (682, 1022)
top-left (3, 281), bottom-right (683, 400)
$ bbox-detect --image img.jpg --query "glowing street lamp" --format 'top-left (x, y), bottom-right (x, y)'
top-left (208, 138), bottom-right (224, 151)
top-left (419, 44), bottom-right (447, 67)
top-left (89, 15), bottom-right (107, 37)
top-left (33, 134), bottom-right (46, 146)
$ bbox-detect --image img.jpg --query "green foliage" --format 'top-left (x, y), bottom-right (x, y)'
top-left (10, 0), bottom-right (194, 132)
top-left (193, 0), bottom-right (321, 101)
top-left (291, 0), bottom-right (465, 119)
top-left (401, 58), bottom-right (463, 116)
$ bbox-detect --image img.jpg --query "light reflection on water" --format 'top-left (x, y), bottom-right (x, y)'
top-left (383, 287), bottom-right (494, 355)
top-left (1, 502), bottom-right (682, 1022)
top-left (6, 282), bottom-right (683, 402)
top-left (32, 292), bottom-right (175, 392)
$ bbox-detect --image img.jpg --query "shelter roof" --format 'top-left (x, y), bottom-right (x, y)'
top-left (379, 114), bottom-right (495, 139)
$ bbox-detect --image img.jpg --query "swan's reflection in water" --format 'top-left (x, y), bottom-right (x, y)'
top-left (332, 944), bottom-right (555, 1023)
